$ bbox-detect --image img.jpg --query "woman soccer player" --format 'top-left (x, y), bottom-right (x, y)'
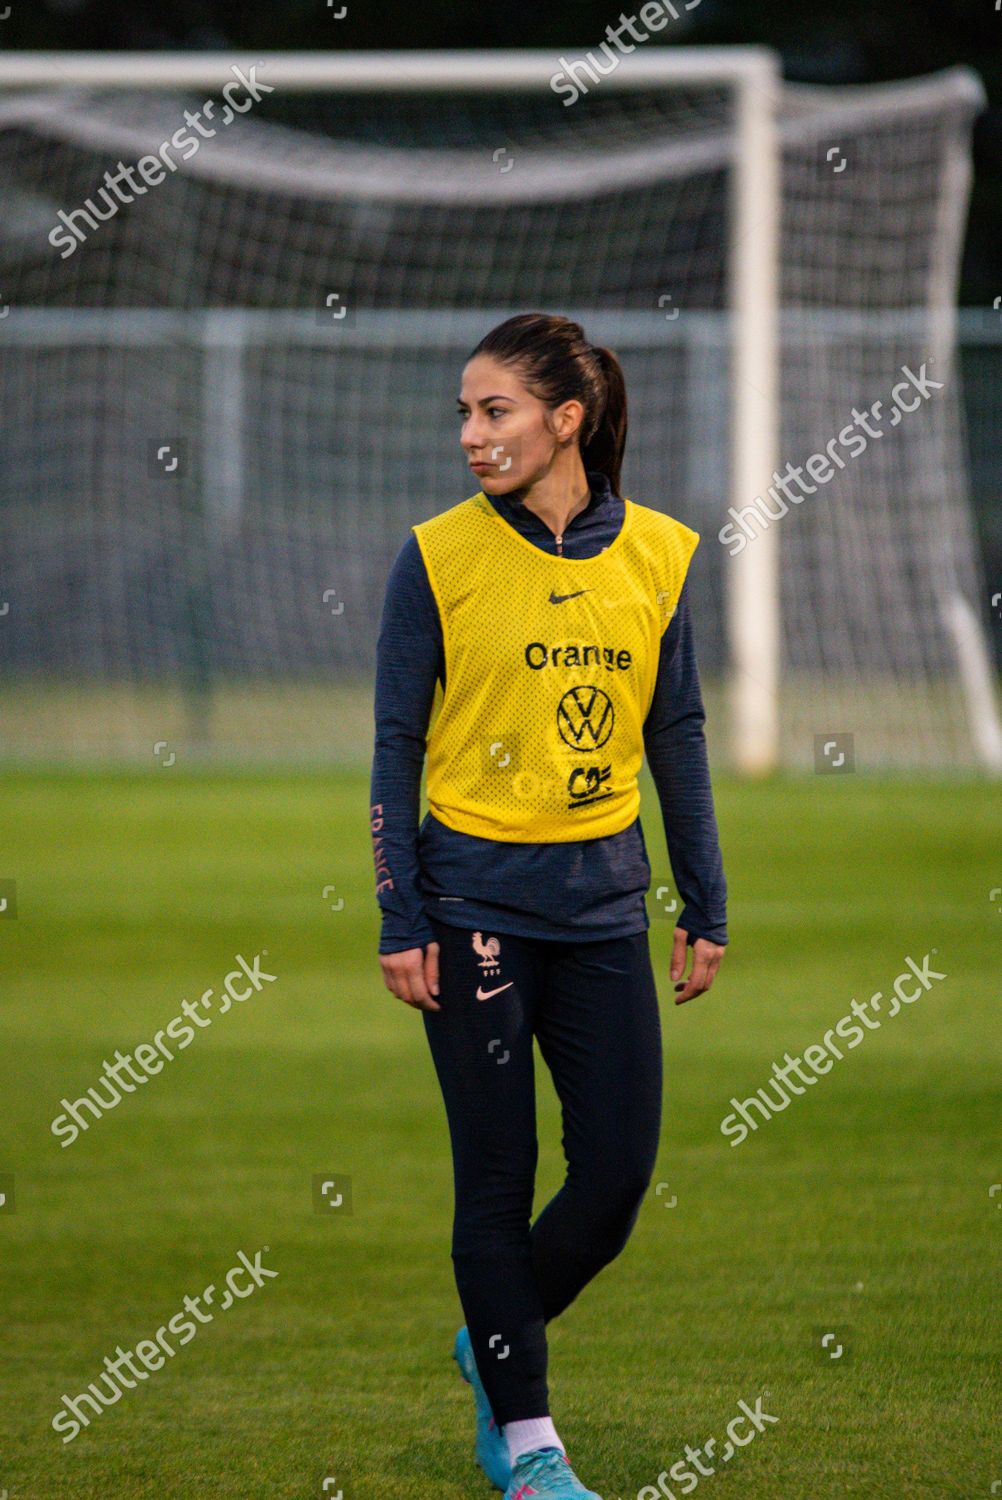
top-left (370, 313), bottom-right (727, 1500)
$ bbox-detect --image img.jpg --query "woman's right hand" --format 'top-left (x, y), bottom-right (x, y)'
top-left (379, 942), bottom-right (441, 1011)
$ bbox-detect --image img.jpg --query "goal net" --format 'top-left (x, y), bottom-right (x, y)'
top-left (0, 51), bottom-right (996, 772)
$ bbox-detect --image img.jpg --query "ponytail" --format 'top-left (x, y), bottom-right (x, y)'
top-left (581, 344), bottom-right (628, 499)
top-left (467, 313), bottom-right (629, 497)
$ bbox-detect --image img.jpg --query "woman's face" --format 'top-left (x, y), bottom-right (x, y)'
top-left (457, 353), bottom-right (585, 494)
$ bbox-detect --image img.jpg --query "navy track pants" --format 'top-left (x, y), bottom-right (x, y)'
top-left (422, 913), bottom-right (663, 1427)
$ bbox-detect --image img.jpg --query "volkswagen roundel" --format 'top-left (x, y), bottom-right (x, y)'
top-left (556, 685), bottom-right (615, 750)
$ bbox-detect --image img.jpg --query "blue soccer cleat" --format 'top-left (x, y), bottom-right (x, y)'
top-left (503, 1445), bottom-right (603, 1499)
top-left (452, 1325), bottom-right (511, 1490)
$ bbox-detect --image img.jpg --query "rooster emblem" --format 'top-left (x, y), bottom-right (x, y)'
top-left (471, 931), bottom-right (502, 977)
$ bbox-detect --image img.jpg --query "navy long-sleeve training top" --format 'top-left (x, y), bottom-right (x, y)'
top-left (370, 470), bottom-right (728, 954)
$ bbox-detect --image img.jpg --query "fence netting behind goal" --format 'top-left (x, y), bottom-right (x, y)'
top-left (0, 66), bottom-right (995, 769)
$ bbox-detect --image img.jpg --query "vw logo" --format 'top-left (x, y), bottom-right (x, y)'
top-left (557, 685), bottom-right (615, 750)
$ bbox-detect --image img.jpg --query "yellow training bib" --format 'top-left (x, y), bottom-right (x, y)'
top-left (413, 490), bottom-right (698, 842)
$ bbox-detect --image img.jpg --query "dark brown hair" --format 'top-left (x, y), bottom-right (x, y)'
top-left (467, 312), bottom-right (628, 497)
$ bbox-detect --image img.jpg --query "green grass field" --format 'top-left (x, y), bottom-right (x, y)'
top-left (1, 768), bottom-right (999, 1500)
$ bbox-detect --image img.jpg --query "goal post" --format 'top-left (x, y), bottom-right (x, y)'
top-left (0, 49), bottom-right (995, 773)
top-left (727, 53), bottom-right (782, 776)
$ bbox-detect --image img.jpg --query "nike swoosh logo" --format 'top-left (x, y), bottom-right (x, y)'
top-left (476, 982), bottom-right (514, 1000)
top-left (549, 589), bottom-right (590, 604)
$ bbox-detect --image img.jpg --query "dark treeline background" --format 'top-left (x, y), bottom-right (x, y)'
top-left (4, 0), bottom-right (1000, 301)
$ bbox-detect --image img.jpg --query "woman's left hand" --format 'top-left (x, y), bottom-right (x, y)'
top-left (670, 929), bottom-right (725, 1005)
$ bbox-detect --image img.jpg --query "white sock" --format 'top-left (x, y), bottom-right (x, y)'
top-left (504, 1416), bottom-right (565, 1467)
